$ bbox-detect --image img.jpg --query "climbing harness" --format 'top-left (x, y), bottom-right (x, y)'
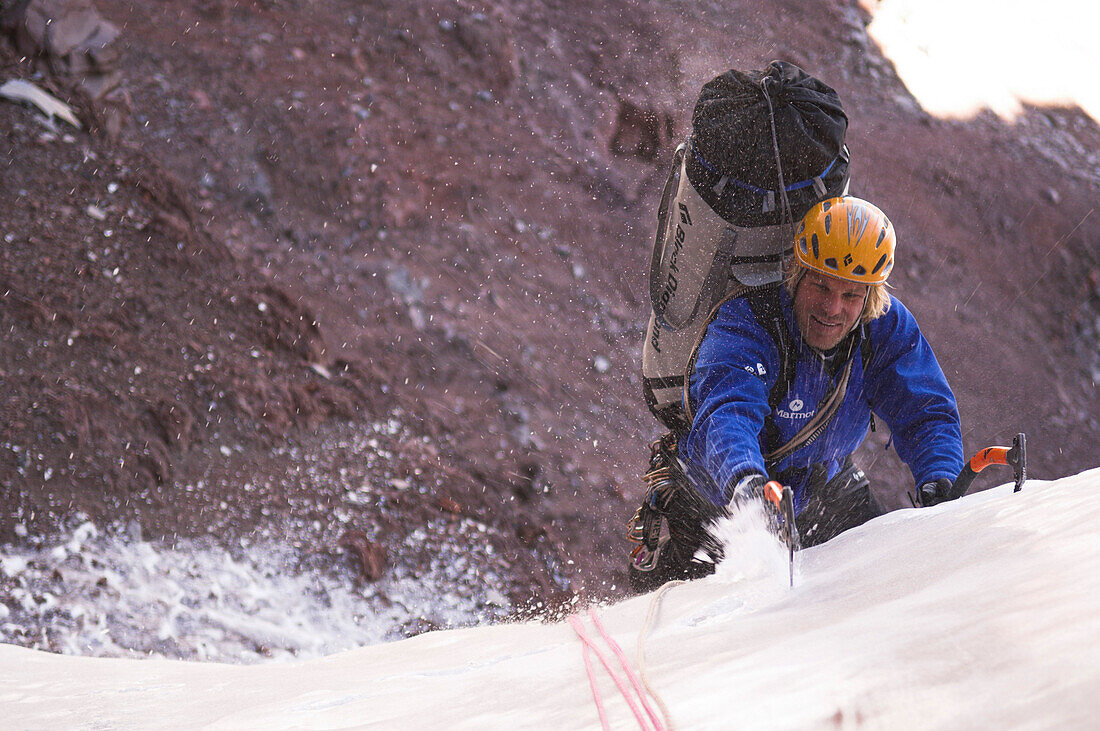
top-left (626, 434), bottom-right (685, 573)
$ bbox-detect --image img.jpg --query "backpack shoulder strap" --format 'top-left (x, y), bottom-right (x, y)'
top-left (859, 322), bottom-right (876, 432)
top-left (859, 323), bottom-right (873, 371)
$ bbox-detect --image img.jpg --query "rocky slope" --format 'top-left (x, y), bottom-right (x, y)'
top-left (1, 0), bottom-right (1097, 637)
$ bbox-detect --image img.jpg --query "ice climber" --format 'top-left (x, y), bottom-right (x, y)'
top-left (629, 196), bottom-right (965, 592)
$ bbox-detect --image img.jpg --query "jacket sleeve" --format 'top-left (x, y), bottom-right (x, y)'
top-left (864, 296), bottom-right (964, 487)
top-left (682, 298), bottom-right (779, 505)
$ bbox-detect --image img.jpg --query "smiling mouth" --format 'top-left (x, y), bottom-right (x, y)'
top-left (811, 315), bottom-right (842, 329)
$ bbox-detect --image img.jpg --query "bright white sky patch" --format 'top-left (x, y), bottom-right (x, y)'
top-left (865, 0), bottom-right (1100, 122)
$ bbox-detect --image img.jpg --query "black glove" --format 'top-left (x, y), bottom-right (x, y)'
top-left (916, 477), bottom-right (955, 507)
top-left (727, 473), bottom-right (768, 509)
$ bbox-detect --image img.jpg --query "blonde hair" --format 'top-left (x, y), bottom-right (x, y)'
top-left (783, 258), bottom-right (891, 324)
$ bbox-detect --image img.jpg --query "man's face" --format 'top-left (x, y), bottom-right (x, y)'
top-left (792, 270), bottom-right (868, 351)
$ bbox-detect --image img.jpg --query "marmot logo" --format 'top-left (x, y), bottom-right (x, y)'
top-left (778, 399), bottom-right (814, 420)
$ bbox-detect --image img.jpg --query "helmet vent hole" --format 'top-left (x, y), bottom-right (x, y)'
top-left (876, 229), bottom-right (886, 248)
top-left (824, 257), bottom-right (838, 271)
top-left (811, 233), bottom-right (819, 259)
top-left (852, 264), bottom-right (867, 276)
top-left (872, 253), bottom-right (889, 274)
top-left (823, 213), bottom-right (832, 235)
top-left (799, 236), bottom-right (808, 254)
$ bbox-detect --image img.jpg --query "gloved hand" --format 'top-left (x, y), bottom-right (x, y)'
top-left (915, 477), bottom-right (955, 507)
top-left (727, 473), bottom-right (768, 509)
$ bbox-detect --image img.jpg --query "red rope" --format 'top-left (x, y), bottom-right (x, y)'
top-left (568, 610), bottom-right (667, 731)
top-left (569, 614), bottom-right (612, 730)
top-left (587, 608), bottom-right (665, 730)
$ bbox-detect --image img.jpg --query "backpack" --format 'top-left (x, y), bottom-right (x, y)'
top-left (642, 61), bottom-right (851, 434)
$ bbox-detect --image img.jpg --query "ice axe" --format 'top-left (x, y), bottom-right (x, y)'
top-left (950, 432), bottom-right (1028, 499)
top-left (763, 480), bottom-right (797, 588)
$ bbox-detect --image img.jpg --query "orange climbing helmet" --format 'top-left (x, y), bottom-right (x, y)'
top-left (794, 196), bottom-right (895, 285)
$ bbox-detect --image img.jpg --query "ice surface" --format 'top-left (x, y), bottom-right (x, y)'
top-left (2, 468), bottom-right (1098, 728)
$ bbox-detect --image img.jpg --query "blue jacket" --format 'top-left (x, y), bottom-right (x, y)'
top-left (681, 287), bottom-right (963, 514)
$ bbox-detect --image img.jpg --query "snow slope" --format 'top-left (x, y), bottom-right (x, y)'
top-left (2, 468), bottom-right (1098, 729)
